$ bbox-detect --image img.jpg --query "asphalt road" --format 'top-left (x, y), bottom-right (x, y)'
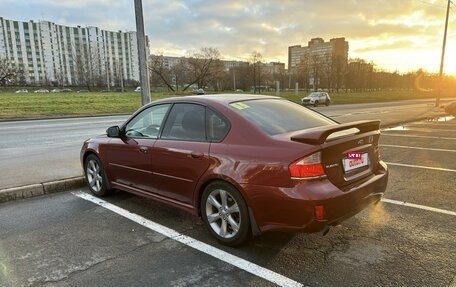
top-left (0, 98), bottom-right (452, 190)
top-left (0, 115), bottom-right (455, 286)
top-left (0, 115), bottom-right (126, 189)
top-left (0, 98), bottom-right (455, 287)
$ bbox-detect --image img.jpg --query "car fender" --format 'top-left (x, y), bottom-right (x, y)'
top-left (193, 171), bottom-right (262, 236)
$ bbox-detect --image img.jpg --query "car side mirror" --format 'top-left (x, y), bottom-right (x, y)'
top-left (106, 126), bottom-right (121, 138)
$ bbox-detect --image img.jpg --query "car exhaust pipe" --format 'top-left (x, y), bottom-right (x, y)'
top-left (322, 226), bottom-right (330, 236)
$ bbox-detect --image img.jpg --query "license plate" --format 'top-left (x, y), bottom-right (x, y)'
top-left (342, 152), bottom-right (369, 172)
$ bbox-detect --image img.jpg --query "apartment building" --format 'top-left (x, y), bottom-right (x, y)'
top-left (288, 37), bottom-right (349, 71)
top-left (0, 17), bottom-right (148, 86)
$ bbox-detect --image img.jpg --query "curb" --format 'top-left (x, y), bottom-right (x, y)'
top-left (0, 177), bottom-right (85, 203)
top-left (381, 112), bottom-right (450, 129)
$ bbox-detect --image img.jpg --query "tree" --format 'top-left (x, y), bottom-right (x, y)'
top-left (171, 58), bottom-right (189, 91)
top-left (309, 53), bottom-right (325, 91)
top-left (296, 53), bottom-right (310, 91)
top-left (205, 59), bottom-right (226, 92)
top-left (149, 54), bottom-right (176, 91)
top-left (183, 47), bottom-right (221, 91)
top-left (331, 55), bottom-right (347, 92)
top-left (0, 58), bottom-right (23, 86)
top-left (250, 51), bottom-right (263, 93)
top-left (68, 40), bottom-right (107, 90)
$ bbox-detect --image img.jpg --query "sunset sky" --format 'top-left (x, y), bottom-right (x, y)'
top-left (2, 0), bottom-right (455, 75)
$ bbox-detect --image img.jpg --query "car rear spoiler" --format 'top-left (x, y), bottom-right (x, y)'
top-left (291, 120), bottom-right (381, 145)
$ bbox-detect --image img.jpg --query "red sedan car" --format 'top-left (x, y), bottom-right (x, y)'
top-left (81, 94), bottom-right (388, 246)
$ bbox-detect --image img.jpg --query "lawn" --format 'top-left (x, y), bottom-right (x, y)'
top-left (0, 89), bottom-right (452, 119)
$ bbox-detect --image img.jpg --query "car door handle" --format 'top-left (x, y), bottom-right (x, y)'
top-left (190, 152), bottom-right (203, 159)
top-left (139, 147), bottom-right (148, 154)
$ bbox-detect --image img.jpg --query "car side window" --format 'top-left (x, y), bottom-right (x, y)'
top-left (124, 104), bottom-right (170, 138)
top-left (206, 108), bottom-right (229, 142)
top-left (161, 103), bottom-right (206, 141)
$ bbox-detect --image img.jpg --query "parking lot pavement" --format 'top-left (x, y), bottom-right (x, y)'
top-left (1, 116), bottom-right (455, 287)
top-left (380, 116), bottom-right (456, 211)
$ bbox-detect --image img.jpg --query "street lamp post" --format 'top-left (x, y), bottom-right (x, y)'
top-left (436, 0), bottom-right (451, 107)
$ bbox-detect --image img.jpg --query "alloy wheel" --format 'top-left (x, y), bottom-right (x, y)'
top-left (205, 188), bottom-right (241, 239)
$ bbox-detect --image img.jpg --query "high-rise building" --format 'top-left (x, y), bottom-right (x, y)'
top-left (288, 37), bottom-right (348, 71)
top-left (288, 45), bottom-right (306, 71)
top-left (288, 37), bottom-right (348, 89)
top-left (0, 17), bottom-right (148, 86)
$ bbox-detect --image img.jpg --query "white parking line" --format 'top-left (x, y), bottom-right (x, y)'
top-left (72, 191), bottom-right (303, 287)
top-left (382, 198), bottom-right (456, 216)
top-left (385, 162), bottom-right (456, 173)
top-left (381, 134), bottom-right (456, 140)
top-left (380, 144), bottom-right (456, 153)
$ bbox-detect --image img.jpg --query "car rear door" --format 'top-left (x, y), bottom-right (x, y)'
top-left (150, 103), bottom-right (211, 204)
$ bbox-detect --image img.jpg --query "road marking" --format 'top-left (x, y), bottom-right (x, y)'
top-left (410, 122), bottom-right (456, 127)
top-left (385, 162), bottom-right (456, 173)
top-left (381, 134), bottom-right (456, 140)
top-left (380, 145), bottom-right (456, 153)
top-left (72, 191), bottom-right (303, 287)
top-left (382, 198), bottom-right (456, 216)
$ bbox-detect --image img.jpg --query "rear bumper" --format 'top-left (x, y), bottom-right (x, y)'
top-left (243, 161), bottom-right (388, 233)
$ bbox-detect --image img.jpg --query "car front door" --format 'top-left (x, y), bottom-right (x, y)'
top-left (105, 104), bottom-right (171, 192)
top-left (150, 103), bottom-right (211, 205)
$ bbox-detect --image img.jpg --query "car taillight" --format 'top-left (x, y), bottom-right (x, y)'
top-left (289, 152), bottom-right (326, 179)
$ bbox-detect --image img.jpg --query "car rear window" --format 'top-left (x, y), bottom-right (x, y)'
top-left (230, 99), bottom-right (335, 135)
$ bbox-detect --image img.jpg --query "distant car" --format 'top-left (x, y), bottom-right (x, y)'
top-left (51, 89), bottom-right (61, 93)
top-left (81, 94), bottom-right (388, 246)
top-left (235, 89), bottom-right (244, 92)
top-left (196, 88), bottom-right (205, 95)
top-left (61, 88), bottom-right (73, 92)
top-left (134, 87), bottom-right (141, 92)
top-left (301, 92), bottom-right (331, 107)
top-left (15, 89), bottom-right (28, 93)
top-left (34, 89), bottom-right (49, 93)
top-left (77, 90), bottom-right (89, 93)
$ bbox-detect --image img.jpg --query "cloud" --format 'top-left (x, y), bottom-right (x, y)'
top-left (1, 0), bottom-right (454, 73)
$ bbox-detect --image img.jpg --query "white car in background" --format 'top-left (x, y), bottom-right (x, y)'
top-left (301, 92), bottom-right (331, 107)
top-left (34, 89), bottom-right (49, 93)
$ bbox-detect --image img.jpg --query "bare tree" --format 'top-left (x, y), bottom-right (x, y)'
top-left (296, 53), bottom-right (310, 91)
top-left (171, 58), bottom-right (189, 91)
top-left (250, 51), bottom-right (263, 93)
top-left (149, 54), bottom-right (176, 91)
top-left (0, 58), bottom-right (23, 86)
top-left (206, 59), bottom-right (226, 92)
top-left (183, 47), bottom-right (221, 91)
top-left (309, 53), bottom-right (323, 91)
top-left (331, 55), bottom-right (347, 92)
top-left (68, 40), bottom-right (106, 90)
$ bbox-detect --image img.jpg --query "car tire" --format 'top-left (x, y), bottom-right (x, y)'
top-left (84, 154), bottom-right (111, 197)
top-left (201, 181), bottom-right (251, 246)
top-left (314, 101), bottom-right (319, 107)
top-left (325, 100), bottom-right (330, 106)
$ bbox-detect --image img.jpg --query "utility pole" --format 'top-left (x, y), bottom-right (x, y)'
top-left (134, 0), bottom-right (151, 106)
top-left (233, 68), bottom-right (236, 91)
top-left (436, 0), bottom-right (451, 107)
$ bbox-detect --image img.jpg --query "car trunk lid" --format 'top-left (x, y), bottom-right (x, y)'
top-left (290, 120), bottom-right (381, 187)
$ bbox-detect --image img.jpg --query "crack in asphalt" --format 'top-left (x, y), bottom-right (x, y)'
top-left (30, 239), bottom-right (161, 286)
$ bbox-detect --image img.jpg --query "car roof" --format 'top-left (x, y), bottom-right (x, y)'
top-left (150, 94), bottom-right (282, 106)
